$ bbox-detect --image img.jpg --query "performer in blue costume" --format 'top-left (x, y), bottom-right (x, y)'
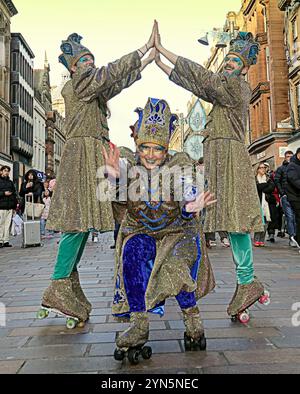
top-left (103, 98), bottom-right (216, 361)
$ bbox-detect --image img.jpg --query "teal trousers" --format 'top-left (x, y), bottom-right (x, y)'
top-left (228, 233), bottom-right (254, 285)
top-left (52, 232), bottom-right (90, 280)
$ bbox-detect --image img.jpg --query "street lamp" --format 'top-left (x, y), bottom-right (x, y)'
top-left (198, 29), bottom-right (232, 48)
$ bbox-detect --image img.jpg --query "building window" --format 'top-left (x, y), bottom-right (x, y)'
top-left (12, 52), bottom-right (18, 71)
top-left (20, 87), bottom-right (23, 110)
top-left (266, 47), bottom-right (270, 81)
top-left (11, 84), bottom-right (18, 103)
top-left (292, 17), bottom-right (298, 55)
top-left (268, 97), bottom-right (272, 133)
top-left (12, 116), bottom-right (17, 136)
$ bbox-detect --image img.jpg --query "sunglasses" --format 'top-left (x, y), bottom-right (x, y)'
top-left (258, 166), bottom-right (266, 169)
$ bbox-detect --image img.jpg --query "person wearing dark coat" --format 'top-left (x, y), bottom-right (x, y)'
top-left (264, 164), bottom-right (280, 243)
top-left (0, 166), bottom-right (17, 247)
top-left (286, 148), bottom-right (300, 247)
top-left (253, 162), bottom-right (275, 247)
top-left (19, 169), bottom-right (43, 213)
top-left (274, 150), bottom-right (297, 247)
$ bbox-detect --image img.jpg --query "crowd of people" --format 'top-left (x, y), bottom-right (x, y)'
top-left (253, 150), bottom-right (299, 249)
top-left (0, 167), bottom-right (55, 246)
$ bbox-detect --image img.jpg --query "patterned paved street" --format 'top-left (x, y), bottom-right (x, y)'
top-left (0, 232), bottom-right (300, 374)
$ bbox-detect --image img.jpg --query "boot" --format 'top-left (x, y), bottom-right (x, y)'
top-left (116, 312), bottom-right (149, 349)
top-left (70, 271), bottom-right (92, 315)
top-left (227, 283), bottom-right (238, 313)
top-left (42, 278), bottom-right (88, 322)
top-left (182, 306), bottom-right (204, 340)
top-left (182, 306), bottom-right (206, 350)
top-left (227, 277), bottom-right (265, 317)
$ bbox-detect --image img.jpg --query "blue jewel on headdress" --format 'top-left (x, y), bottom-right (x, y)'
top-left (229, 31), bottom-right (259, 66)
top-left (68, 33), bottom-right (83, 44)
top-left (58, 54), bottom-right (69, 69)
top-left (150, 98), bottom-right (160, 106)
top-left (169, 114), bottom-right (178, 135)
top-left (61, 43), bottom-right (73, 55)
top-left (134, 107), bottom-right (144, 133)
top-left (249, 45), bottom-right (259, 64)
top-left (146, 100), bottom-right (166, 126)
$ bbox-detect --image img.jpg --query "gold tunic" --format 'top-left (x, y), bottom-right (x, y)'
top-left (112, 151), bottom-right (215, 317)
top-left (47, 51), bottom-right (141, 232)
top-left (169, 56), bottom-right (263, 233)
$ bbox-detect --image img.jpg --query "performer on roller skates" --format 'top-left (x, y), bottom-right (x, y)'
top-left (153, 21), bottom-right (270, 324)
top-left (38, 26), bottom-right (158, 327)
top-left (103, 98), bottom-right (216, 364)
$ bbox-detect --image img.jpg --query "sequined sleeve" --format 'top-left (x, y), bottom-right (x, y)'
top-left (101, 69), bottom-right (141, 101)
top-left (169, 56), bottom-right (240, 107)
top-left (72, 51), bottom-right (141, 102)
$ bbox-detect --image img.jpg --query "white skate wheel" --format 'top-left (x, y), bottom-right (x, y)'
top-left (238, 312), bottom-right (250, 324)
top-left (66, 318), bottom-right (76, 329)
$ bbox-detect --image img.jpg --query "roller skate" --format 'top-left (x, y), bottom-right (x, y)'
top-left (70, 271), bottom-right (92, 316)
top-left (227, 277), bottom-right (270, 324)
top-left (113, 312), bottom-right (152, 365)
top-left (37, 278), bottom-right (88, 329)
top-left (182, 306), bottom-right (206, 351)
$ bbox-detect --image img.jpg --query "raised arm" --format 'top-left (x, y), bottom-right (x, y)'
top-left (154, 20), bottom-right (242, 107)
top-left (155, 49), bottom-right (172, 77)
top-left (140, 48), bottom-right (156, 72)
top-left (154, 20), bottom-right (178, 66)
top-left (72, 21), bottom-right (158, 102)
top-left (137, 20), bottom-right (157, 62)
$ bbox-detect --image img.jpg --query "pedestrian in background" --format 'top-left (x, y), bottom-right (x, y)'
top-left (274, 150), bottom-right (297, 247)
top-left (19, 170), bottom-right (43, 214)
top-left (286, 147), bottom-right (300, 248)
top-left (264, 162), bottom-right (282, 243)
top-left (253, 162), bottom-right (275, 247)
top-left (40, 189), bottom-right (53, 239)
top-left (0, 166), bottom-right (17, 248)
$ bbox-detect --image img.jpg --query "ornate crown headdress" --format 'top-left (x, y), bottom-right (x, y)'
top-left (227, 32), bottom-right (259, 67)
top-left (58, 33), bottom-right (94, 71)
top-left (134, 98), bottom-right (178, 149)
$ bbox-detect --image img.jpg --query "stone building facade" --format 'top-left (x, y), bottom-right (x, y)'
top-left (0, 0), bottom-right (17, 173)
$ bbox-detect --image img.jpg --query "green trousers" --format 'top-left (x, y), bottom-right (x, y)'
top-left (52, 232), bottom-right (90, 280)
top-left (228, 233), bottom-right (254, 285)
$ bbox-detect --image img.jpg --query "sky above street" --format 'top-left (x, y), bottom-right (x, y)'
top-left (11, 0), bottom-right (241, 148)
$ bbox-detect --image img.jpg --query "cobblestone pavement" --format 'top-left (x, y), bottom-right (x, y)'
top-left (0, 232), bottom-right (299, 374)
